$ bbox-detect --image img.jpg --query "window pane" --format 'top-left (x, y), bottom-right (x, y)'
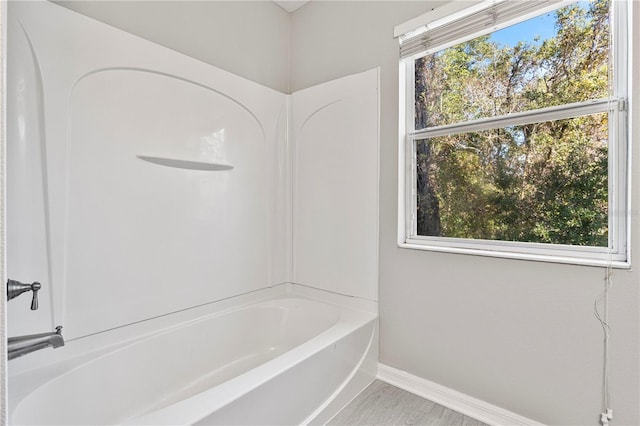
top-left (415, 113), bottom-right (609, 246)
top-left (414, 0), bottom-right (611, 130)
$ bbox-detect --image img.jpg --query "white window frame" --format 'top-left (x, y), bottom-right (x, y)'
top-left (397, 0), bottom-right (632, 268)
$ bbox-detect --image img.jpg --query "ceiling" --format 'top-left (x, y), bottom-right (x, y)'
top-left (273, 0), bottom-right (310, 13)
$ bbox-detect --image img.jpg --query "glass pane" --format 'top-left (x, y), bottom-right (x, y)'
top-left (415, 113), bottom-right (608, 246)
top-left (414, 0), bottom-right (611, 130)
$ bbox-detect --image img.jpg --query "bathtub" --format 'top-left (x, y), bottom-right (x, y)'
top-left (8, 285), bottom-right (378, 425)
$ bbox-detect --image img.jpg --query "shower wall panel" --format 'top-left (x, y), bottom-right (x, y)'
top-left (291, 69), bottom-right (379, 302)
top-left (7, 1), bottom-right (289, 339)
top-left (6, 10), bottom-right (53, 336)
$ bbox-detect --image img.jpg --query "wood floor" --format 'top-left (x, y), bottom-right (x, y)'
top-left (328, 381), bottom-right (488, 426)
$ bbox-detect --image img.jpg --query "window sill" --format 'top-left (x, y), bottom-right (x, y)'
top-left (398, 241), bottom-right (631, 269)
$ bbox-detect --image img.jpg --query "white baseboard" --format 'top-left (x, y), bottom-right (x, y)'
top-left (377, 364), bottom-right (544, 426)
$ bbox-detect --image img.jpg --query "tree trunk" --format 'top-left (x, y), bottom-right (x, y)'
top-left (415, 57), bottom-right (441, 236)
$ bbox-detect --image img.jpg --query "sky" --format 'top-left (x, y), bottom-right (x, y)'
top-left (490, 1), bottom-right (593, 47)
top-left (490, 12), bottom-right (558, 46)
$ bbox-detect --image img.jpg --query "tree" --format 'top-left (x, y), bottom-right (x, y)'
top-left (414, 0), bottom-right (610, 246)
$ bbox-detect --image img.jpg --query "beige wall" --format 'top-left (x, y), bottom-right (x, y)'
top-left (291, 2), bottom-right (639, 425)
top-left (54, 1), bottom-right (291, 93)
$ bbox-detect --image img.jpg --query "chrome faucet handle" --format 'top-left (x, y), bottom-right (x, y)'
top-left (7, 279), bottom-right (42, 310)
top-left (30, 282), bottom-right (41, 310)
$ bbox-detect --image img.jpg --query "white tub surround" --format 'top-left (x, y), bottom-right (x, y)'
top-left (8, 0), bottom-right (378, 341)
top-left (292, 70), bottom-right (379, 302)
top-left (8, 0), bottom-right (289, 340)
top-left (7, 1), bottom-right (379, 424)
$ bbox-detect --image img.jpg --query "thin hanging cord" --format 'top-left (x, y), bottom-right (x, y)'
top-left (594, 260), bottom-right (613, 423)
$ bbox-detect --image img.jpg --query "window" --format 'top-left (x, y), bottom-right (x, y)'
top-left (398, 0), bottom-right (630, 266)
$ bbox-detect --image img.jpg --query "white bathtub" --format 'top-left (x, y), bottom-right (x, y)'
top-left (9, 285), bottom-right (378, 425)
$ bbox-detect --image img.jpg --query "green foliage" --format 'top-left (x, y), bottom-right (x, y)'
top-left (415, 0), bottom-right (610, 246)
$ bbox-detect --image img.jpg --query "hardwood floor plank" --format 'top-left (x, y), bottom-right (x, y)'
top-left (328, 380), bottom-right (488, 426)
top-left (462, 415), bottom-right (489, 426)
